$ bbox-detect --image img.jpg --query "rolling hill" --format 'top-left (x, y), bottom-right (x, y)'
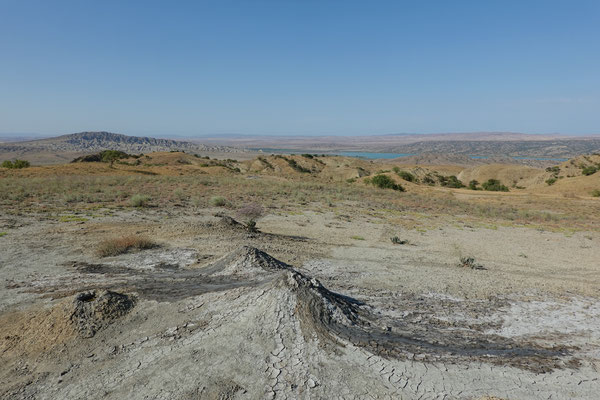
top-left (0, 131), bottom-right (246, 164)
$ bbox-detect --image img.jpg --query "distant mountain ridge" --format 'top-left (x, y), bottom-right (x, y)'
top-left (0, 131), bottom-right (244, 154)
top-left (194, 132), bottom-right (600, 156)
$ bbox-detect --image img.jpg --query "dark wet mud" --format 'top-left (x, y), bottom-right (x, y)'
top-left (12, 246), bottom-right (580, 374)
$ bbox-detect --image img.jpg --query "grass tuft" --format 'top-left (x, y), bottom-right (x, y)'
top-left (130, 194), bottom-right (151, 207)
top-left (96, 235), bottom-right (156, 257)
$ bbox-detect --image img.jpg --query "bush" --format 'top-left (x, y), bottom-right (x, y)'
top-left (394, 169), bottom-right (416, 182)
top-left (1, 159), bottom-right (30, 169)
top-left (71, 150), bottom-right (132, 164)
top-left (545, 178), bottom-right (557, 186)
top-left (130, 194), bottom-right (151, 207)
top-left (422, 175), bottom-right (436, 185)
top-left (591, 189), bottom-right (600, 197)
top-left (285, 158), bottom-right (311, 173)
top-left (96, 235), bottom-right (156, 257)
top-left (439, 175), bottom-right (465, 188)
top-left (481, 179), bottom-right (509, 192)
top-left (458, 257), bottom-right (485, 270)
top-left (390, 236), bottom-right (407, 245)
top-left (369, 174), bottom-right (405, 191)
top-left (468, 180), bottom-right (480, 190)
top-left (582, 166), bottom-right (598, 176)
top-left (210, 196), bottom-right (227, 207)
top-left (236, 203), bottom-right (264, 231)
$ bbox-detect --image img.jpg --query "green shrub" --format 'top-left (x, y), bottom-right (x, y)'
top-left (422, 175), bottom-right (436, 185)
top-left (72, 150), bottom-right (132, 164)
top-left (284, 157), bottom-right (311, 173)
top-left (210, 196), bottom-right (227, 207)
top-left (468, 180), bottom-right (480, 190)
top-left (130, 194), bottom-right (151, 207)
top-left (582, 166), bottom-right (598, 176)
top-left (369, 174), bottom-right (405, 191)
top-left (481, 179), bottom-right (509, 192)
top-left (439, 175), bottom-right (465, 188)
top-left (1, 159), bottom-right (30, 169)
top-left (545, 178), bottom-right (557, 186)
top-left (591, 189), bottom-right (600, 197)
top-left (395, 170), bottom-right (416, 182)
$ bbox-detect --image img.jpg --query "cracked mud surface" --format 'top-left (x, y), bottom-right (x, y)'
top-left (1, 210), bottom-right (599, 399)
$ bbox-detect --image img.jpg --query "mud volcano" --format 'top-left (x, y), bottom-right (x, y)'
top-left (1, 247), bottom-right (589, 400)
top-left (71, 290), bottom-right (136, 338)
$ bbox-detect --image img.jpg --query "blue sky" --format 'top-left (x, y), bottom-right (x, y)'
top-left (1, 0), bottom-right (599, 137)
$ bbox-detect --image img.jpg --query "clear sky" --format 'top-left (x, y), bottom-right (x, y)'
top-left (1, 0), bottom-right (599, 137)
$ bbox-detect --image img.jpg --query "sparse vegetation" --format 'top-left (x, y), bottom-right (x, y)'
top-left (367, 174), bottom-right (405, 191)
top-left (1, 159), bottom-right (30, 169)
top-left (458, 257), bottom-right (485, 270)
top-left (59, 215), bottom-right (89, 222)
top-left (2, 155), bottom-right (599, 231)
top-left (174, 188), bottom-right (186, 200)
top-left (96, 235), bottom-right (157, 257)
top-left (422, 175), bottom-right (436, 185)
top-left (468, 180), bottom-right (480, 190)
top-left (71, 150), bottom-right (134, 165)
top-left (582, 166), bottom-right (598, 176)
top-left (546, 178), bottom-right (557, 186)
top-left (236, 202), bottom-right (264, 231)
top-left (482, 179), bottom-right (509, 192)
top-left (393, 168), bottom-right (417, 182)
top-left (390, 236), bottom-right (408, 244)
top-left (351, 235), bottom-right (365, 240)
top-left (439, 175), bottom-right (465, 188)
top-left (0, 232), bottom-right (7, 237)
top-left (130, 194), bottom-right (151, 207)
top-left (210, 196), bottom-right (227, 207)
top-left (591, 189), bottom-right (600, 197)
top-left (285, 157), bottom-right (311, 173)
top-left (257, 156), bottom-right (274, 169)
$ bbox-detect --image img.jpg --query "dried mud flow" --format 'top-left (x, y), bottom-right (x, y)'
top-left (2, 240), bottom-right (599, 400)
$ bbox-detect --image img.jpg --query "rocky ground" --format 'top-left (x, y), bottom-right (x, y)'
top-left (1, 206), bottom-right (599, 399)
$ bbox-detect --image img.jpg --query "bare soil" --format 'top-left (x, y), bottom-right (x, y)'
top-left (1, 203), bottom-right (599, 399)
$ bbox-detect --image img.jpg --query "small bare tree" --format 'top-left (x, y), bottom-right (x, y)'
top-left (236, 203), bottom-right (264, 232)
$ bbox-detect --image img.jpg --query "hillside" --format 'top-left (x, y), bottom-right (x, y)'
top-left (0, 131), bottom-right (246, 165)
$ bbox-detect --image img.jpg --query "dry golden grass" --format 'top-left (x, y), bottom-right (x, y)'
top-left (1, 152), bottom-right (599, 232)
top-left (96, 235), bottom-right (156, 257)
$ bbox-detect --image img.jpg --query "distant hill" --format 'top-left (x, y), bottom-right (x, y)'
top-left (383, 139), bottom-right (600, 158)
top-left (193, 132), bottom-right (600, 158)
top-left (0, 131), bottom-right (245, 164)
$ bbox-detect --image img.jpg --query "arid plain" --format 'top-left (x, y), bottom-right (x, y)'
top-left (1, 150), bottom-right (600, 399)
